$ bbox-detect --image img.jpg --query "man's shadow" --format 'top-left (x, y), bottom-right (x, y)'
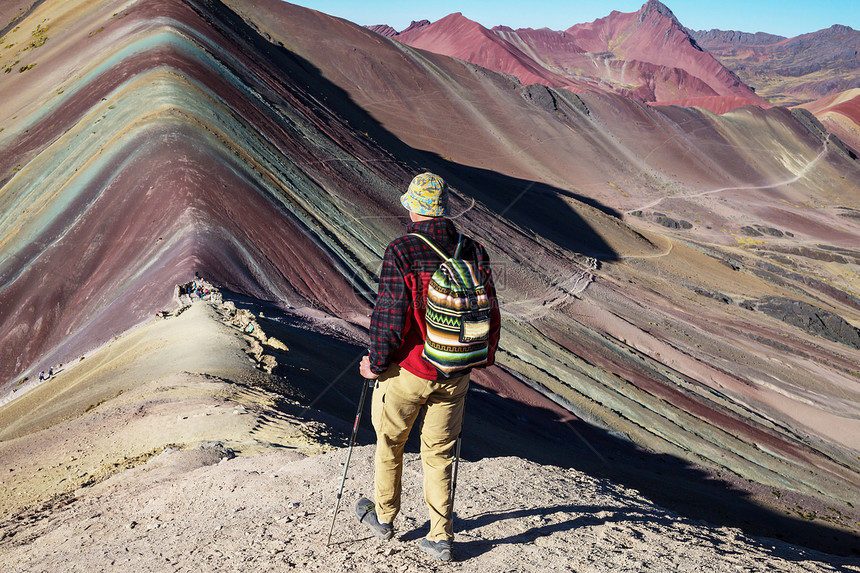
top-left (396, 504), bottom-right (667, 560)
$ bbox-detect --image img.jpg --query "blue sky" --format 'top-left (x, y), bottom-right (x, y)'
top-left (289, 0), bottom-right (859, 38)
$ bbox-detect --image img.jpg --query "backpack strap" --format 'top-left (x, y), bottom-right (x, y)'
top-left (408, 232), bottom-right (463, 260)
top-left (411, 233), bottom-right (482, 311)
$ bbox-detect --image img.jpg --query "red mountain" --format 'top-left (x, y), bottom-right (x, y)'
top-left (387, 0), bottom-right (767, 114)
top-left (798, 89), bottom-right (860, 155)
top-left (395, 13), bottom-right (569, 89)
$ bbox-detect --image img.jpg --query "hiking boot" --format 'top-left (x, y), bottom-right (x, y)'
top-left (419, 538), bottom-right (453, 562)
top-left (355, 497), bottom-right (393, 540)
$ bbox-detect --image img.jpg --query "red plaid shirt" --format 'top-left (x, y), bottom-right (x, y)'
top-left (368, 218), bottom-right (501, 380)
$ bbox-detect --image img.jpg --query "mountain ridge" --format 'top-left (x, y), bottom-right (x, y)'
top-left (690, 24), bottom-right (860, 106)
top-left (374, 0), bottom-right (767, 114)
top-left (372, 3), bottom-right (858, 111)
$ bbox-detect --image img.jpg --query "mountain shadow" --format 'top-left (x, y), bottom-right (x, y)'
top-left (195, 0), bottom-right (622, 264)
top-left (220, 291), bottom-right (859, 557)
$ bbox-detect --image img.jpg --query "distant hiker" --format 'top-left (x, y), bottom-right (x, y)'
top-left (357, 172), bottom-right (501, 562)
top-left (39, 371), bottom-right (44, 382)
top-left (48, 367), bottom-right (53, 377)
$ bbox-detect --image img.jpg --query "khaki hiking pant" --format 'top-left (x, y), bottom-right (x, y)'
top-left (371, 364), bottom-right (469, 542)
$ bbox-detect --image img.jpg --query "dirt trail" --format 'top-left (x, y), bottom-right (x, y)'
top-left (629, 140), bottom-right (831, 215)
top-left (2, 444), bottom-right (856, 572)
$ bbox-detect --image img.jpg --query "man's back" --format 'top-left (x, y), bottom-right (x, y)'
top-left (368, 217), bottom-right (499, 381)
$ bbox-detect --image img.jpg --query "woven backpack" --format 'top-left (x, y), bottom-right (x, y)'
top-left (410, 233), bottom-right (492, 376)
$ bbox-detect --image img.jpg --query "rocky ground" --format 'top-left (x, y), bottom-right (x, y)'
top-left (1, 297), bottom-right (858, 572)
top-left (1, 444), bottom-right (858, 572)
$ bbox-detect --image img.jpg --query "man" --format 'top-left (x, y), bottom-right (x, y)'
top-left (356, 172), bottom-right (501, 562)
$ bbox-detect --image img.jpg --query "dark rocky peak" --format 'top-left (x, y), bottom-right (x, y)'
top-left (638, 0), bottom-right (681, 26)
top-left (366, 24), bottom-right (398, 37)
top-left (400, 19), bottom-right (431, 34)
top-left (637, 0), bottom-right (702, 52)
top-left (811, 23), bottom-right (859, 40)
top-left (689, 29), bottom-right (787, 45)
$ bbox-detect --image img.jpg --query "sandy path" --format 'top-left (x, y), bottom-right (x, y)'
top-left (1, 444), bottom-right (856, 572)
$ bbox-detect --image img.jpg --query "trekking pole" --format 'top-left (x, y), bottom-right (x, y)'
top-left (326, 378), bottom-right (372, 546)
top-left (450, 433), bottom-right (462, 507)
top-left (451, 391), bottom-right (467, 521)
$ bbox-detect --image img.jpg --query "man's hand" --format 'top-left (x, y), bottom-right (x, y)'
top-left (359, 355), bottom-right (380, 380)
